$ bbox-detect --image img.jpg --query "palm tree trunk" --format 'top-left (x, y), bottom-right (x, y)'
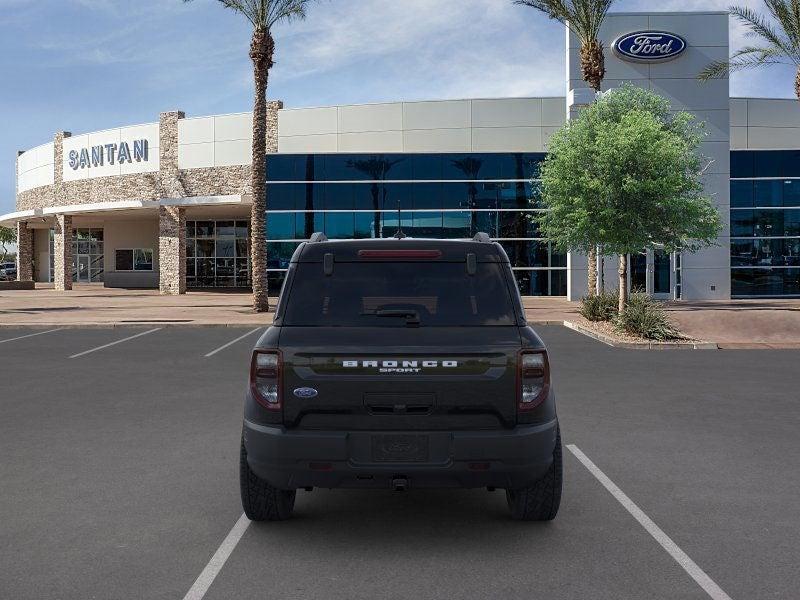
top-left (250, 29), bottom-right (274, 313)
top-left (580, 40), bottom-right (605, 93)
top-left (618, 254), bottom-right (628, 314)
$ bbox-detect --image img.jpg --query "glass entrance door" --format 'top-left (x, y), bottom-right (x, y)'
top-left (652, 249), bottom-right (672, 298)
top-left (77, 256), bottom-right (90, 282)
top-left (71, 228), bottom-right (104, 283)
top-left (626, 249), bottom-right (673, 299)
top-left (630, 252), bottom-right (648, 293)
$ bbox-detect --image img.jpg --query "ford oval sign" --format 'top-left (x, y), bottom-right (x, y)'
top-left (613, 31), bottom-right (687, 63)
top-left (293, 387), bottom-right (318, 399)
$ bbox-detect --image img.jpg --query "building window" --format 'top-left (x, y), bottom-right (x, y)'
top-left (264, 153), bottom-right (565, 296)
top-left (731, 150), bottom-right (800, 297)
top-left (115, 248), bottom-right (153, 271)
top-left (186, 220), bottom-right (251, 288)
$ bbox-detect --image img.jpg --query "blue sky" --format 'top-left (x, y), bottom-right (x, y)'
top-left (1, 0), bottom-right (797, 215)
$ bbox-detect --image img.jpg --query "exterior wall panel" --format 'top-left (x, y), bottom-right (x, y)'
top-left (472, 127), bottom-right (543, 152)
top-left (338, 102), bottom-right (403, 133)
top-left (403, 100), bottom-right (471, 130)
top-left (471, 98), bottom-right (542, 128)
top-left (402, 128), bottom-right (472, 152)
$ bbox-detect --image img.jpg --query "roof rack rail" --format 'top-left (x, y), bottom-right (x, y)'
top-left (308, 232), bottom-right (329, 243)
top-left (472, 232), bottom-right (492, 243)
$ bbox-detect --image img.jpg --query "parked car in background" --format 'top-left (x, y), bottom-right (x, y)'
top-left (0, 262), bottom-right (16, 281)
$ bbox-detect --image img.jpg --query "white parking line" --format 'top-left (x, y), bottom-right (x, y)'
top-left (0, 329), bottom-right (63, 345)
top-left (182, 513), bottom-right (251, 600)
top-left (567, 444), bottom-right (733, 600)
top-left (68, 328), bottom-right (162, 359)
top-left (204, 328), bottom-right (262, 358)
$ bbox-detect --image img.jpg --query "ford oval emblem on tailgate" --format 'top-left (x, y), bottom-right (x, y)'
top-left (293, 387), bottom-right (318, 399)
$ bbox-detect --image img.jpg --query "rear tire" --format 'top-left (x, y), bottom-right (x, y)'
top-left (506, 427), bottom-right (562, 521)
top-left (240, 438), bottom-right (296, 521)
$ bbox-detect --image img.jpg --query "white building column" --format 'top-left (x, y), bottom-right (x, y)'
top-left (565, 88), bottom-right (596, 301)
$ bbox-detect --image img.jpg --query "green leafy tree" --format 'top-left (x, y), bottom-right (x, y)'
top-left (515, 0), bottom-right (616, 294)
top-left (699, 2), bottom-right (800, 100)
top-left (184, 0), bottom-right (314, 312)
top-left (536, 85), bottom-right (722, 313)
top-left (0, 226), bottom-right (15, 263)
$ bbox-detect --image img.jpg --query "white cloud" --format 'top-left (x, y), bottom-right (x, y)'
top-left (268, 0), bottom-right (565, 102)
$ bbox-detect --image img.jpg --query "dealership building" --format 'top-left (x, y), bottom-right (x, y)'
top-left (4, 11), bottom-right (800, 299)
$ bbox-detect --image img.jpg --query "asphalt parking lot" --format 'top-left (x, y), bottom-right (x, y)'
top-left (1, 325), bottom-right (799, 599)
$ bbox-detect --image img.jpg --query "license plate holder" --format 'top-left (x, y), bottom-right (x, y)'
top-left (371, 434), bottom-right (429, 463)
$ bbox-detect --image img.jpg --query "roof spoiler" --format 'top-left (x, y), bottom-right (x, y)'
top-left (472, 232), bottom-right (492, 243)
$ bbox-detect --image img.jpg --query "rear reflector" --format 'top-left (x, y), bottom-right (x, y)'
top-left (468, 462), bottom-right (491, 471)
top-left (357, 250), bottom-right (442, 259)
top-left (309, 462), bottom-right (333, 471)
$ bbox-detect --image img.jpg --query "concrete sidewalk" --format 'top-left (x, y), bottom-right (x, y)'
top-left (666, 299), bottom-right (800, 349)
top-left (0, 284), bottom-right (271, 327)
top-left (1, 285), bottom-right (799, 347)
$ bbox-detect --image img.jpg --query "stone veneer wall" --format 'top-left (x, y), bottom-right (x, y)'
top-left (158, 206), bottom-right (186, 294)
top-left (15, 222), bottom-right (33, 281)
top-left (181, 165), bottom-right (251, 197)
top-left (16, 102), bottom-right (283, 212)
top-left (53, 214), bottom-right (73, 291)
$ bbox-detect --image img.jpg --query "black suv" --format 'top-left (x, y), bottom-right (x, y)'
top-left (240, 234), bottom-right (562, 521)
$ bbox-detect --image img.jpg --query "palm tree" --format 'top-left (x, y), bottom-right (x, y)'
top-left (515, 0), bottom-right (616, 296)
top-left (184, 0), bottom-right (313, 312)
top-left (699, 2), bottom-right (800, 101)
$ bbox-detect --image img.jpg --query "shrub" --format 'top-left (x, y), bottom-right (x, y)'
top-left (580, 290), bottom-right (619, 322)
top-left (614, 293), bottom-right (684, 340)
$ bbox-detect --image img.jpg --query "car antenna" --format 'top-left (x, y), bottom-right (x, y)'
top-left (394, 199), bottom-right (406, 239)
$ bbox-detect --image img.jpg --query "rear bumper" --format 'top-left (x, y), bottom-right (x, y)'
top-left (243, 418), bottom-right (559, 490)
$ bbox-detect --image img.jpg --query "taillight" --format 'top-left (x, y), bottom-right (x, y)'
top-left (518, 350), bottom-right (550, 411)
top-left (250, 349), bottom-right (281, 410)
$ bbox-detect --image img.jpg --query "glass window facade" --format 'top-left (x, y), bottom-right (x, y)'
top-left (265, 153), bottom-right (565, 295)
top-left (731, 151), bottom-right (800, 296)
top-left (186, 220), bottom-right (251, 288)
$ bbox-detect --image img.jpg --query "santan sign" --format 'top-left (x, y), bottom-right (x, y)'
top-left (613, 31), bottom-right (687, 62)
top-left (67, 139), bottom-right (149, 170)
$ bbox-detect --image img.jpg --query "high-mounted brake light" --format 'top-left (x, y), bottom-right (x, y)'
top-left (518, 349), bottom-right (550, 411)
top-left (357, 250), bottom-right (442, 259)
top-left (250, 349), bottom-right (282, 410)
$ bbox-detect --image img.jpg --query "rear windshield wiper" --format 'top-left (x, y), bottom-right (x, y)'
top-left (361, 309), bottom-right (421, 326)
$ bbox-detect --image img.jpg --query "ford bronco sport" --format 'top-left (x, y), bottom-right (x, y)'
top-left (240, 233), bottom-right (562, 521)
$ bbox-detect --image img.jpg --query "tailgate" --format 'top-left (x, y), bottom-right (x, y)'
top-left (279, 327), bottom-right (521, 430)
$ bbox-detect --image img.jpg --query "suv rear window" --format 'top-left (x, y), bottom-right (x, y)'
top-left (282, 262), bottom-right (517, 327)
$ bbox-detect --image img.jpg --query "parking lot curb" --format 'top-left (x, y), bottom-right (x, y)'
top-left (0, 322), bottom-right (272, 329)
top-left (563, 321), bottom-right (719, 350)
